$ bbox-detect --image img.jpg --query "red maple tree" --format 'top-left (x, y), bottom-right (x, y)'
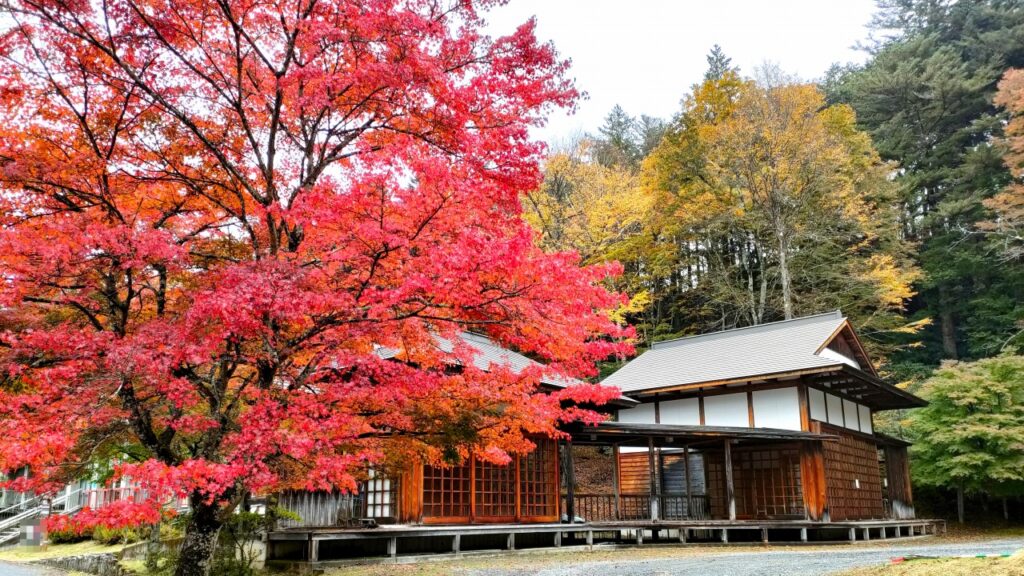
top-left (0, 1), bottom-right (629, 573)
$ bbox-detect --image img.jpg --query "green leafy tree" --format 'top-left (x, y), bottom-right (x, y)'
top-left (908, 355), bottom-right (1024, 523)
top-left (704, 44), bottom-right (737, 82)
top-left (829, 0), bottom-right (1024, 362)
top-left (592, 105), bottom-right (665, 170)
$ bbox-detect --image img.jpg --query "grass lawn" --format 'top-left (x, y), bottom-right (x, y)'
top-left (0, 540), bottom-right (123, 562)
top-left (837, 553), bottom-right (1024, 576)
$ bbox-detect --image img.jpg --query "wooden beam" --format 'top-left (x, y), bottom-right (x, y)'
top-left (565, 441), bottom-right (576, 523)
top-left (747, 390), bottom-right (755, 427)
top-left (724, 439), bottom-right (736, 521)
top-left (800, 430), bottom-right (828, 521)
top-left (797, 383), bottom-right (811, 432)
top-left (612, 444), bottom-right (621, 521)
top-left (683, 445), bottom-right (692, 518)
top-left (469, 452), bottom-right (476, 523)
top-left (648, 436), bottom-right (660, 521)
top-left (514, 454), bottom-right (521, 522)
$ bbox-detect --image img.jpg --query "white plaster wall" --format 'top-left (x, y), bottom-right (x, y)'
top-left (703, 392), bottom-right (749, 427)
top-left (809, 387), bottom-right (828, 422)
top-left (659, 397), bottom-right (701, 425)
top-left (858, 404), bottom-right (873, 434)
top-left (617, 402), bottom-right (656, 424)
top-left (843, 398), bottom-right (860, 431)
top-left (751, 387), bottom-right (801, 431)
top-left (818, 347), bottom-right (861, 370)
top-left (826, 393), bottom-right (844, 426)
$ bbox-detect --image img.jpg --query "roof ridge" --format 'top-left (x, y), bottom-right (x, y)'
top-left (650, 310), bottom-right (844, 349)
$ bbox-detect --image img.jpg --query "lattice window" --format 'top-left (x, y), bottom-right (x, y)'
top-left (706, 445), bottom-right (805, 519)
top-left (520, 439), bottom-right (556, 518)
top-left (422, 462), bottom-right (471, 519)
top-left (363, 469), bottom-right (395, 519)
top-left (475, 458), bottom-right (516, 518)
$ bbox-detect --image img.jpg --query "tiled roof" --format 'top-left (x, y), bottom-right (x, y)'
top-left (602, 311), bottom-right (849, 393)
top-left (377, 332), bottom-right (573, 387)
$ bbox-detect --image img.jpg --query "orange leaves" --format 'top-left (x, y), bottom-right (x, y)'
top-left (0, 0), bottom-right (626, 505)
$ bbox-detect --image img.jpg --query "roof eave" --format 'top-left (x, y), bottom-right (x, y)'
top-left (838, 364), bottom-right (927, 410)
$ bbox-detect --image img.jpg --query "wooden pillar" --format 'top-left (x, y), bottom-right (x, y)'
top-left (586, 530), bottom-right (594, 550)
top-left (452, 534), bottom-right (460, 553)
top-left (612, 444), bottom-right (621, 521)
top-left (469, 451), bottom-right (476, 523)
top-left (308, 537), bottom-right (319, 563)
top-left (507, 533), bottom-right (515, 551)
top-left (683, 445), bottom-right (692, 518)
top-left (648, 436), bottom-right (660, 521)
top-left (514, 455), bottom-right (521, 522)
top-left (387, 537), bottom-right (397, 558)
top-left (724, 439), bottom-right (736, 521)
top-left (800, 528), bottom-right (808, 542)
top-left (565, 441), bottom-right (576, 524)
top-left (800, 435), bottom-right (828, 522)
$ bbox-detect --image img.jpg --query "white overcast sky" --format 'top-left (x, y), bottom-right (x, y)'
top-left (484, 0), bottom-right (878, 144)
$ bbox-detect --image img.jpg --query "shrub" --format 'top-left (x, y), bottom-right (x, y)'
top-left (92, 524), bottom-right (143, 546)
top-left (42, 513), bottom-right (90, 544)
top-left (43, 500), bottom-right (163, 545)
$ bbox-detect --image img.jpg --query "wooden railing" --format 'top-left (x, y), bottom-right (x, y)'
top-left (564, 493), bottom-right (711, 523)
top-left (660, 494), bottom-right (710, 520)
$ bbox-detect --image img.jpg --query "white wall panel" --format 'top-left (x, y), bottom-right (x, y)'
top-left (659, 398), bottom-right (701, 425)
top-left (751, 387), bottom-right (801, 430)
top-left (617, 402), bottom-right (656, 424)
top-left (843, 398), bottom-right (860, 431)
top-left (703, 392), bottom-right (749, 427)
top-left (826, 393), bottom-right (844, 426)
top-left (858, 404), bottom-right (873, 434)
top-left (809, 387), bottom-right (827, 422)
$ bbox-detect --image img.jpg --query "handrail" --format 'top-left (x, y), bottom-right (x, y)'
top-left (0, 488), bottom-right (87, 534)
top-left (0, 494), bottom-right (41, 518)
top-left (0, 505), bottom-right (43, 533)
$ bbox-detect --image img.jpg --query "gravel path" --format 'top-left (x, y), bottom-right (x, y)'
top-left (0, 561), bottom-right (67, 576)
top-left (462, 538), bottom-right (1024, 576)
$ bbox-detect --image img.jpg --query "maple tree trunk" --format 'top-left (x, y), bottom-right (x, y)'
top-left (175, 499), bottom-right (222, 576)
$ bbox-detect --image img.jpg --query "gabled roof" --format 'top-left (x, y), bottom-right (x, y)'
top-left (376, 332), bottom-right (572, 388)
top-left (602, 311), bottom-right (860, 394)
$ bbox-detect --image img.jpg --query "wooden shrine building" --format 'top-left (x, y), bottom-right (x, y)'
top-left (268, 312), bottom-right (935, 565)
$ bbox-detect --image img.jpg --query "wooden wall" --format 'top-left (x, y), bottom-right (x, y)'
top-left (820, 424), bottom-right (885, 520)
top-left (617, 450), bottom-right (705, 495)
top-left (883, 445), bottom-right (915, 519)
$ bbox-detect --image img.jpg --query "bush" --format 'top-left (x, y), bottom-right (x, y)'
top-left (91, 524), bottom-right (143, 546)
top-left (47, 527), bottom-right (91, 544)
top-left (42, 513), bottom-right (90, 543)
